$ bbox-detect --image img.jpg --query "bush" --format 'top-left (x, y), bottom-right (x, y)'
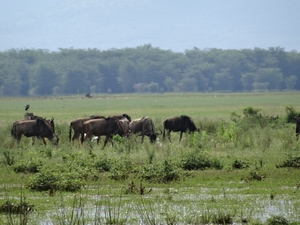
top-left (266, 215), bottom-right (289, 225)
top-left (276, 154), bottom-right (300, 168)
top-left (108, 158), bottom-right (135, 181)
top-left (13, 160), bottom-right (42, 173)
top-left (94, 157), bottom-right (112, 172)
top-left (0, 200), bottom-right (34, 214)
top-left (139, 160), bottom-right (185, 183)
top-left (28, 171), bottom-right (84, 192)
top-left (181, 151), bottom-right (223, 170)
top-left (232, 158), bottom-right (250, 169)
top-left (285, 106), bottom-right (300, 123)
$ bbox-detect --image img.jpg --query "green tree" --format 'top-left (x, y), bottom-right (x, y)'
top-left (254, 68), bottom-right (283, 90)
top-left (63, 70), bottom-right (88, 94)
top-left (241, 72), bottom-right (255, 91)
top-left (213, 68), bottom-right (233, 91)
top-left (285, 75), bottom-right (297, 90)
top-left (34, 64), bottom-right (58, 95)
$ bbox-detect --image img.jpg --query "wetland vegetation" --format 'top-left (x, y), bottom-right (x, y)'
top-left (0, 92), bottom-right (300, 224)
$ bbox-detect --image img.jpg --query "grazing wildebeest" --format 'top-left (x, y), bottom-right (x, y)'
top-left (11, 118), bottom-right (60, 145)
top-left (296, 117), bottom-right (300, 140)
top-left (163, 115), bottom-right (200, 142)
top-left (81, 117), bottom-right (126, 148)
top-left (69, 115), bottom-right (105, 142)
top-left (129, 116), bottom-right (161, 143)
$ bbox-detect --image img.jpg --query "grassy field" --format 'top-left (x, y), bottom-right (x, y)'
top-left (1, 92), bottom-right (300, 224)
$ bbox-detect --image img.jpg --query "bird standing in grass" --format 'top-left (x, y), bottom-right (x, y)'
top-left (25, 104), bottom-right (30, 111)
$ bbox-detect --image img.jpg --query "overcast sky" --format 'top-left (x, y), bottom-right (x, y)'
top-left (1, 0), bottom-right (299, 52)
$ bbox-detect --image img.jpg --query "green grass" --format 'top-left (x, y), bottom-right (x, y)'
top-left (1, 92), bottom-right (300, 224)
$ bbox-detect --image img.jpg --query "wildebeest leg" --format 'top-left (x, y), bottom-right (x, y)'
top-left (163, 128), bottom-right (166, 141)
top-left (179, 131), bottom-right (183, 142)
top-left (141, 133), bottom-right (145, 143)
top-left (32, 137), bottom-right (36, 145)
top-left (72, 131), bottom-right (80, 141)
top-left (167, 130), bottom-right (172, 142)
top-left (42, 137), bottom-right (47, 145)
top-left (102, 136), bottom-right (112, 148)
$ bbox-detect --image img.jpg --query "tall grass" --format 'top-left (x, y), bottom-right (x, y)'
top-left (1, 92), bottom-right (300, 224)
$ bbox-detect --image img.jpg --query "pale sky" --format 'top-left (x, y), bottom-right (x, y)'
top-left (0, 0), bottom-right (299, 52)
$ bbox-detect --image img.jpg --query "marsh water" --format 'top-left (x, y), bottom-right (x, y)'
top-left (39, 186), bottom-right (300, 224)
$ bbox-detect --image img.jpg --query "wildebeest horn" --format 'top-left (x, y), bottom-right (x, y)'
top-left (156, 129), bottom-right (163, 135)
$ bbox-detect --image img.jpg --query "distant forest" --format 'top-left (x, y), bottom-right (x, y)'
top-left (1, 44), bottom-right (300, 96)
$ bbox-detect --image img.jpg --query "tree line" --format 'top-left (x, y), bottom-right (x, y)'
top-left (0, 44), bottom-right (299, 96)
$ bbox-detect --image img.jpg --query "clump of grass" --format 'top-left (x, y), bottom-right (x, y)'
top-left (276, 154), bottom-right (300, 168)
top-left (266, 215), bottom-right (289, 225)
top-left (232, 158), bottom-right (250, 169)
top-left (139, 160), bottom-right (186, 183)
top-left (0, 189), bottom-right (35, 225)
top-left (28, 170), bottom-right (84, 192)
top-left (180, 150), bottom-right (223, 170)
top-left (13, 160), bottom-right (42, 173)
top-left (3, 151), bottom-right (14, 166)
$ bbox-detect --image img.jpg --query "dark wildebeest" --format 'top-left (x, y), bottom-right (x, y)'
top-left (11, 118), bottom-right (60, 145)
top-left (296, 117), bottom-right (300, 140)
top-left (21, 113), bottom-right (54, 144)
top-left (129, 116), bottom-right (161, 143)
top-left (69, 115), bottom-right (105, 142)
top-left (81, 117), bottom-right (126, 148)
top-left (163, 115), bottom-right (200, 142)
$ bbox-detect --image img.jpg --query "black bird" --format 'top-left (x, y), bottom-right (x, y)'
top-left (25, 104), bottom-right (30, 111)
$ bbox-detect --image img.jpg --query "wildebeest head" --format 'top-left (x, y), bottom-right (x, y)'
top-left (181, 115), bottom-right (199, 132)
top-left (129, 116), bottom-right (161, 143)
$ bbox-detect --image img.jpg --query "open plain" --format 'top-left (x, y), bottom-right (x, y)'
top-left (1, 92), bottom-right (300, 224)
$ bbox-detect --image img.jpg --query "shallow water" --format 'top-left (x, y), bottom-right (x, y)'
top-left (39, 186), bottom-right (300, 224)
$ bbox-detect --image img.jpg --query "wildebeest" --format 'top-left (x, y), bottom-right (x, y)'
top-left (296, 117), bottom-right (300, 140)
top-left (11, 117), bottom-right (60, 145)
top-left (109, 113), bottom-right (132, 122)
top-left (81, 117), bottom-right (127, 148)
top-left (129, 116), bottom-right (161, 143)
top-left (69, 115), bottom-right (105, 142)
top-left (163, 115), bottom-right (200, 142)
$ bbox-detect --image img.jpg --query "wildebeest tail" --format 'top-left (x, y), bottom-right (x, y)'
top-left (81, 124), bottom-right (85, 143)
top-left (162, 120), bottom-right (167, 140)
top-left (69, 124), bottom-right (72, 142)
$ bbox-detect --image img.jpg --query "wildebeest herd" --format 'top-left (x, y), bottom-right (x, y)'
top-left (11, 109), bottom-right (300, 148)
top-left (11, 111), bottom-right (202, 148)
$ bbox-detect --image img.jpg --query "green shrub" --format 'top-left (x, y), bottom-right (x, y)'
top-left (232, 158), bottom-right (250, 169)
top-left (285, 106), bottom-right (300, 123)
top-left (28, 171), bottom-right (84, 192)
top-left (94, 157), bottom-right (112, 172)
top-left (109, 158), bottom-right (134, 181)
top-left (139, 160), bottom-right (185, 183)
top-left (266, 215), bottom-right (289, 225)
top-left (13, 160), bottom-right (42, 173)
top-left (276, 154), bottom-right (300, 168)
top-left (0, 199), bottom-right (34, 214)
top-left (181, 151), bottom-right (223, 170)
top-left (3, 151), bottom-right (14, 166)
